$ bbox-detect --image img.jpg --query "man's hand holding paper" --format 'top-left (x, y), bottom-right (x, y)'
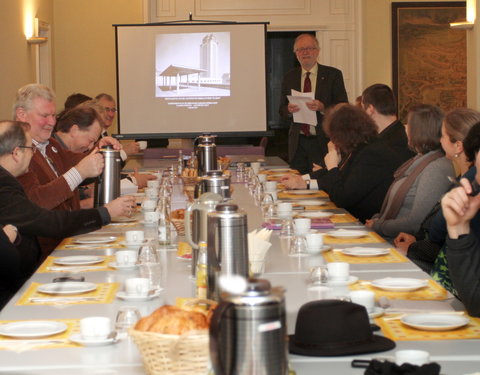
top-left (287, 89), bottom-right (318, 125)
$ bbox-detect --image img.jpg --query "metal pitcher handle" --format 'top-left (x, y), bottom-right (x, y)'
top-left (184, 201), bottom-right (200, 250)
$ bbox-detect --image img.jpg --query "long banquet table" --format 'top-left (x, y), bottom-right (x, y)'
top-left (1, 170), bottom-right (480, 374)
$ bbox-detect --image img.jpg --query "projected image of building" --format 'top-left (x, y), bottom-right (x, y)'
top-left (155, 32), bottom-right (231, 97)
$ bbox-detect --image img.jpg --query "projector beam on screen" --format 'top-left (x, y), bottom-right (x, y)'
top-left (115, 22), bottom-right (268, 139)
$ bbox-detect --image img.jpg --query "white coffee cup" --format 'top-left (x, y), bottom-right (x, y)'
top-left (115, 250), bottom-right (137, 266)
top-left (145, 188), bottom-right (158, 199)
top-left (250, 162), bottom-right (261, 174)
top-left (264, 181), bottom-right (277, 192)
top-left (294, 218), bottom-right (311, 235)
top-left (80, 317), bottom-right (111, 341)
top-left (125, 230), bottom-right (144, 245)
top-left (144, 211), bottom-right (160, 225)
top-left (395, 350), bottom-right (430, 366)
top-left (326, 262), bottom-right (349, 282)
top-left (350, 290), bottom-right (375, 313)
top-left (141, 199), bottom-right (156, 212)
top-left (277, 202), bottom-right (292, 214)
top-left (257, 174), bottom-right (267, 183)
top-left (125, 277), bottom-right (150, 297)
top-left (147, 180), bottom-right (160, 189)
top-left (305, 232), bottom-right (324, 252)
top-left (137, 141), bottom-right (148, 150)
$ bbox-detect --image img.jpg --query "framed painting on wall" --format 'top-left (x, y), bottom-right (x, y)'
top-left (392, 2), bottom-right (467, 122)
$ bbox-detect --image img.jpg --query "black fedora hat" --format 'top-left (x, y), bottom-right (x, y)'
top-left (289, 300), bottom-right (395, 356)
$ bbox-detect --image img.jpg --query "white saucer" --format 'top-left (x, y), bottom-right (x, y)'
top-left (326, 275), bottom-right (359, 286)
top-left (119, 240), bottom-right (147, 248)
top-left (69, 333), bottom-right (115, 346)
top-left (368, 307), bottom-right (385, 319)
top-left (108, 262), bottom-right (138, 270)
top-left (116, 290), bottom-right (162, 301)
top-left (306, 245), bottom-right (332, 255)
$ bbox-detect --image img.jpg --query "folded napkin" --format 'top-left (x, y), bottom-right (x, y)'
top-left (248, 229), bottom-right (272, 261)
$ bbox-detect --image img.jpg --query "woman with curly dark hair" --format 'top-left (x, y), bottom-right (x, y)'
top-left (282, 104), bottom-right (403, 222)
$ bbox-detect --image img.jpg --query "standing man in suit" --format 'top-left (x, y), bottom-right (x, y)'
top-left (279, 33), bottom-right (348, 174)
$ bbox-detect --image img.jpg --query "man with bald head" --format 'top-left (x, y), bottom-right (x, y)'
top-left (279, 33), bottom-right (348, 174)
top-left (0, 121), bottom-right (134, 303)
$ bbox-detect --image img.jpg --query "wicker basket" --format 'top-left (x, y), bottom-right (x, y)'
top-left (171, 218), bottom-right (185, 236)
top-left (129, 328), bottom-right (209, 375)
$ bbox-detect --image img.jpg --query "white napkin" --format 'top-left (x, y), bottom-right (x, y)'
top-left (248, 229), bottom-right (272, 261)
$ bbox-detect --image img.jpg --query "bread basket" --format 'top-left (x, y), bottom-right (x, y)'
top-left (129, 328), bottom-right (209, 375)
top-left (170, 209), bottom-right (186, 236)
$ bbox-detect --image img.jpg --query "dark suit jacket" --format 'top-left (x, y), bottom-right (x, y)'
top-left (378, 120), bottom-right (415, 164)
top-left (279, 63), bottom-right (348, 162)
top-left (315, 139), bottom-right (404, 222)
top-left (0, 229), bottom-right (21, 309)
top-left (0, 166), bottom-right (104, 301)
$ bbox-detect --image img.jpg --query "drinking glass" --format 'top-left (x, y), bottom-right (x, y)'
top-left (279, 216), bottom-right (294, 237)
top-left (288, 235), bottom-right (308, 257)
top-left (115, 306), bottom-right (141, 337)
top-left (139, 262), bottom-right (163, 292)
top-left (261, 193), bottom-right (275, 222)
top-left (138, 243), bottom-right (159, 264)
top-left (308, 265), bottom-right (329, 285)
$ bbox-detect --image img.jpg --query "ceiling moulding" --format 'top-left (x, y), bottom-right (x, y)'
top-left (194, 0), bottom-right (311, 16)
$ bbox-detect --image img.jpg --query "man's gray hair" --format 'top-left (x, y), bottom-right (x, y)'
top-left (293, 33), bottom-right (320, 52)
top-left (12, 84), bottom-right (55, 119)
top-left (0, 121), bottom-right (30, 157)
top-left (95, 93), bottom-right (115, 102)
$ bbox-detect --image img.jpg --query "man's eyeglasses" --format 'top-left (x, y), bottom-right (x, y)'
top-left (104, 107), bottom-right (117, 113)
top-left (295, 47), bottom-right (318, 53)
top-left (18, 145), bottom-right (36, 154)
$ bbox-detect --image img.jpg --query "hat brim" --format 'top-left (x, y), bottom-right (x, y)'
top-left (288, 333), bottom-right (395, 357)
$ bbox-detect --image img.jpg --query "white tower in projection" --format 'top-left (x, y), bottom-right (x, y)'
top-left (200, 34), bottom-right (218, 79)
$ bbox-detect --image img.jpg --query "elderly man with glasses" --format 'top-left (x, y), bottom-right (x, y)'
top-left (279, 33), bottom-right (348, 175)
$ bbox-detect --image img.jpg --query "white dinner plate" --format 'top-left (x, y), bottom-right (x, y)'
top-left (341, 247), bottom-right (390, 257)
top-left (326, 229), bottom-right (369, 239)
top-left (0, 321), bottom-right (67, 338)
top-left (401, 314), bottom-right (469, 331)
top-left (54, 256), bottom-right (104, 266)
top-left (73, 236), bottom-right (117, 244)
top-left (293, 200), bottom-right (326, 206)
top-left (116, 290), bottom-right (162, 301)
top-left (285, 190), bottom-right (319, 195)
top-left (297, 211), bottom-right (334, 219)
top-left (37, 282), bottom-right (97, 295)
top-left (69, 333), bottom-right (115, 347)
top-left (108, 262), bottom-right (137, 270)
top-left (370, 278), bottom-right (428, 292)
top-left (110, 216), bottom-right (138, 223)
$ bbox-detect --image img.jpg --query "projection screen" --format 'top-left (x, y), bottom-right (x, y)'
top-left (114, 22), bottom-right (268, 139)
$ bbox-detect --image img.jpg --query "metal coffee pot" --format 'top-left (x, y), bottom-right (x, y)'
top-left (210, 279), bottom-right (289, 375)
top-left (206, 203), bottom-right (249, 300)
top-left (195, 134), bottom-right (218, 176)
top-left (194, 170), bottom-right (231, 200)
top-left (93, 145), bottom-right (121, 207)
top-left (184, 192), bottom-right (223, 277)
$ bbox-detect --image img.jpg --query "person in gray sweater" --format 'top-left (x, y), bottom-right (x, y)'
top-left (366, 105), bottom-right (455, 241)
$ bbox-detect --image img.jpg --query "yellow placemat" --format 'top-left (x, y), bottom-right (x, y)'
top-left (375, 315), bottom-right (480, 341)
top-left (57, 236), bottom-right (124, 250)
top-left (17, 282), bottom-right (120, 306)
top-left (0, 319), bottom-right (80, 350)
top-left (324, 231), bottom-right (385, 245)
top-left (330, 213), bottom-right (358, 223)
top-left (36, 256), bottom-right (116, 273)
top-left (323, 248), bottom-right (408, 264)
top-left (350, 280), bottom-right (448, 301)
top-left (278, 190), bottom-right (329, 200)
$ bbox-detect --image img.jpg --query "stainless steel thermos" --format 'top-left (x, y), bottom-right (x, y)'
top-left (209, 279), bottom-right (289, 375)
top-left (195, 134), bottom-right (218, 176)
top-left (206, 203), bottom-right (249, 300)
top-left (93, 145), bottom-right (121, 207)
top-left (194, 170), bottom-right (231, 200)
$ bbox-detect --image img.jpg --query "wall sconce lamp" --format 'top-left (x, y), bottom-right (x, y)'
top-left (27, 36), bottom-right (48, 44)
top-left (450, 0), bottom-right (475, 29)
